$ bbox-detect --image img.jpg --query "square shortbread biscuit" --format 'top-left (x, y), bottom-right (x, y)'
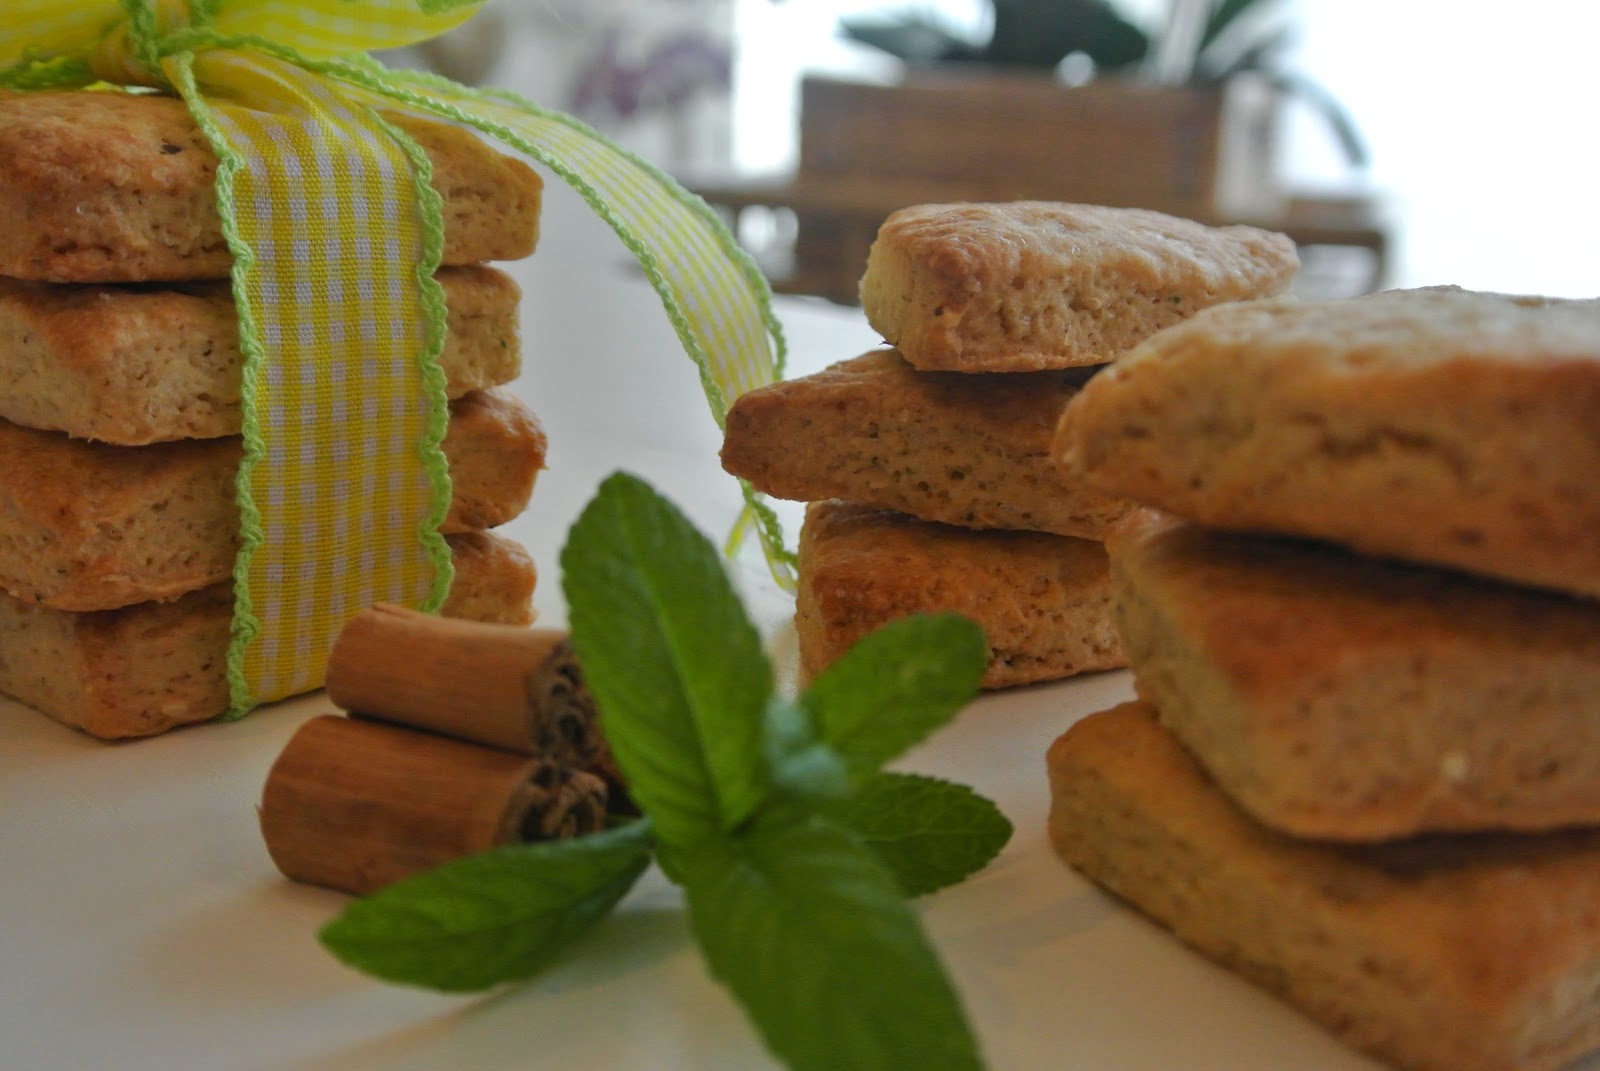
top-left (859, 201), bottom-right (1297, 372)
top-left (1048, 701), bottom-right (1600, 1071)
top-left (0, 388), bottom-right (544, 611)
top-left (721, 349), bottom-right (1132, 539)
top-left (0, 265), bottom-right (522, 443)
top-left (0, 91), bottom-right (543, 282)
top-left (1056, 286), bottom-right (1600, 600)
top-left (0, 531), bottom-right (535, 740)
top-left (796, 500), bottom-right (1125, 689)
top-left (1110, 510), bottom-right (1600, 840)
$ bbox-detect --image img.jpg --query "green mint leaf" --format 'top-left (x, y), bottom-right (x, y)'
top-left (801, 613), bottom-right (987, 775)
top-left (833, 772), bottom-right (1012, 898)
top-left (561, 472), bottom-right (771, 846)
top-left (683, 806), bottom-right (986, 1071)
top-left (318, 819), bottom-right (654, 993)
top-left (764, 707), bottom-right (1009, 896)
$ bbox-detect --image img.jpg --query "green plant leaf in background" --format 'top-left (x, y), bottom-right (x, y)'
top-left (684, 805), bottom-right (987, 1071)
top-left (1198, 0), bottom-right (1274, 55)
top-left (318, 819), bottom-right (654, 992)
top-left (833, 773), bottom-right (1012, 899)
top-left (985, 0), bottom-right (1148, 70)
top-left (561, 472), bottom-right (771, 849)
top-left (801, 613), bottom-right (988, 779)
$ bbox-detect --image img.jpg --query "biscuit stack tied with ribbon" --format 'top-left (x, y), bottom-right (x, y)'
top-left (0, 91), bottom-right (545, 740)
top-left (0, 1), bottom-right (785, 739)
top-left (721, 201), bottom-right (1297, 688)
top-left (1046, 287), bottom-right (1600, 1071)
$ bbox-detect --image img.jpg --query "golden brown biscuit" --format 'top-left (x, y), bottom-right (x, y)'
top-left (1048, 701), bottom-right (1600, 1071)
top-left (1110, 510), bottom-right (1600, 840)
top-left (796, 500), bottom-right (1124, 689)
top-left (0, 265), bottom-right (522, 443)
top-left (859, 201), bottom-right (1297, 372)
top-left (722, 349), bottom-right (1132, 539)
top-left (0, 388), bottom-right (545, 611)
top-left (0, 530), bottom-right (536, 740)
top-left (1056, 287), bottom-right (1600, 599)
top-left (0, 91), bottom-right (543, 282)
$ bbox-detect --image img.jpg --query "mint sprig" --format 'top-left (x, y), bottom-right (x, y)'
top-left (316, 472), bottom-right (1009, 1071)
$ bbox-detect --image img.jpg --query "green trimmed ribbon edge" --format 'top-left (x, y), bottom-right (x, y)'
top-left (375, 108), bottom-right (457, 618)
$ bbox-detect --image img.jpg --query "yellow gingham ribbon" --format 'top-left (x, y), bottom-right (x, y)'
top-left (196, 52), bottom-right (453, 704)
top-left (0, 0), bottom-right (791, 719)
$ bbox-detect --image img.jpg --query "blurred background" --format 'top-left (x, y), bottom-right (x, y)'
top-left (399, 0), bottom-right (1600, 303)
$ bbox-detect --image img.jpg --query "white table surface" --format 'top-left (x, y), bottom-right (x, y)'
top-left (0, 182), bottom-right (1413, 1071)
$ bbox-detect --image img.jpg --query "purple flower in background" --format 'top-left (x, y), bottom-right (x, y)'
top-left (570, 25), bottom-right (733, 123)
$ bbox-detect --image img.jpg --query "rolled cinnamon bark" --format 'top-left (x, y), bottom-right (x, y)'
top-left (326, 604), bottom-right (605, 770)
top-left (511, 760), bottom-right (610, 841)
top-left (260, 714), bottom-right (608, 896)
top-left (521, 639), bottom-right (627, 799)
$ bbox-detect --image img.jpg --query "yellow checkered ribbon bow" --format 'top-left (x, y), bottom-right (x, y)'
top-left (0, 0), bottom-right (790, 718)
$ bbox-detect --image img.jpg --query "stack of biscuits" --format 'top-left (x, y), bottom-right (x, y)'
top-left (1046, 286), bottom-right (1600, 1071)
top-left (0, 91), bottom-right (549, 740)
top-left (721, 201), bottom-right (1297, 688)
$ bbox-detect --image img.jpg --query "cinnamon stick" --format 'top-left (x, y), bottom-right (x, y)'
top-left (509, 760), bottom-right (610, 841)
top-left (326, 604), bottom-right (608, 771)
top-left (520, 632), bottom-right (627, 801)
top-left (259, 714), bottom-right (608, 896)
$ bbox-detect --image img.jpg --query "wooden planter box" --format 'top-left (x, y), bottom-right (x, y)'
top-left (797, 71), bottom-right (1236, 212)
